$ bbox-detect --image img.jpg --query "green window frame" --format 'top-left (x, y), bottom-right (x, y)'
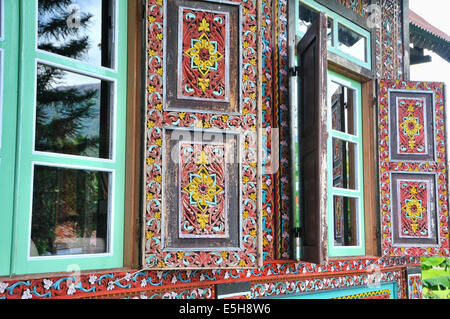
top-left (297, 0), bottom-right (372, 70)
top-left (326, 70), bottom-right (365, 257)
top-left (0, 0), bottom-right (128, 276)
top-left (0, 0), bottom-right (20, 276)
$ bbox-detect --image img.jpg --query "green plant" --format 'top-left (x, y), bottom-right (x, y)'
top-left (421, 257), bottom-right (450, 299)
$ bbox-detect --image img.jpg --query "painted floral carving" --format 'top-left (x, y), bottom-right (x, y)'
top-left (180, 144), bottom-right (227, 238)
top-left (398, 98), bottom-right (426, 154)
top-left (399, 182), bottom-right (429, 238)
top-left (180, 8), bottom-right (227, 99)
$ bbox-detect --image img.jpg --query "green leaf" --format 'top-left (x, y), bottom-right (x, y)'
top-left (421, 257), bottom-right (446, 268)
top-left (423, 276), bottom-right (450, 290)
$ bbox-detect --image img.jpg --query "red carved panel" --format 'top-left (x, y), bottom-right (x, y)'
top-left (397, 98), bottom-right (426, 155)
top-left (399, 180), bottom-right (429, 238)
top-left (179, 143), bottom-right (227, 238)
top-left (179, 8), bottom-right (228, 101)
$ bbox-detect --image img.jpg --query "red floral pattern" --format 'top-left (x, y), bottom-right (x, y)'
top-left (397, 98), bottom-right (426, 154)
top-left (179, 143), bottom-right (227, 238)
top-left (399, 180), bottom-right (429, 238)
top-left (180, 8), bottom-right (227, 100)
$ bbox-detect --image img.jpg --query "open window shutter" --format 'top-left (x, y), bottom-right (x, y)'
top-left (298, 12), bottom-right (329, 264)
top-left (378, 80), bottom-right (449, 257)
top-left (143, 0), bottom-right (261, 269)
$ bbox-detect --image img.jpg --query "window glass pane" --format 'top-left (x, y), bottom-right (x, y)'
top-left (30, 165), bottom-right (110, 257)
top-left (35, 63), bottom-right (113, 159)
top-left (337, 23), bottom-right (367, 62)
top-left (298, 3), bottom-right (333, 45)
top-left (330, 81), bottom-right (356, 135)
top-left (333, 195), bottom-right (359, 247)
top-left (332, 138), bottom-right (358, 190)
top-left (37, 0), bottom-right (115, 68)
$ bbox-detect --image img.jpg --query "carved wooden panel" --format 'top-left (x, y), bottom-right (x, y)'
top-left (378, 80), bottom-right (449, 257)
top-left (165, 0), bottom-right (241, 114)
top-left (144, 0), bottom-right (260, 269)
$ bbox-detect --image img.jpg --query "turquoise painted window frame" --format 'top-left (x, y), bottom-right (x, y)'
top-left (273, 282), bottom-right (397, 299)
top-left (0, 0), bottom-right (20, 276)
top-left (2, 0), bottom-right (128, 276)
top-left (327, 70), bottom-right (365, 257)
top-left (297, 0), bottom-right (372, 70)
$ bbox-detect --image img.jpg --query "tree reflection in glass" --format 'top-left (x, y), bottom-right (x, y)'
top-left (29, 0), bottom-right (114, 258)
top-left (35, 64), bottom-right (112, 159)
top-left (30, 166), bottom-right (110, 256)
top-left (37, 0), bottom-right (115, 68)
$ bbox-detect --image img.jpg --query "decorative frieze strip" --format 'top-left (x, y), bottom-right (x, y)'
top-left (250, 270), bottom-right (404, 299)
top-left (0, 257), bottom-right (418, 299)
top-left (85, 286), bottom-right (215, 300)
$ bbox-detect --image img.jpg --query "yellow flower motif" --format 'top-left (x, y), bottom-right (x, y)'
top-left (198, 77), bottom-right (210, 92)
top-left (183, 166), bottom-right (223, 213)
top-left (402, 188), bottom-right (425, 234)
top-left (146, 157), bottom-right (154, 165)
top-left (146, 231), bottom-right (154, 239)
top-left (146, 192), bottom-right (154, 201)
top-left (148, 16), bottom-right (156, 24)
top-left (195, 120), bottom-right (203, 128)
top-left (197, 213), bottom-right (209, 230)
top-left (221, 251), bottom-right (228, 259)
top-left (157, 260), bottom-right (166, 268)
top-left (239, 259), bottom-right (247, 267)
top-left (147, 120), bottom-right (155, 128)
top-left (154, 211), bottom-right (161, 220)
top-left (400, 114), bottom-right (422, 150)
top-left (196, 150), bottom-right (209, 165)
top-left (148, 49), bottom-right (156, 56)
top-left (179, 112), bottom-right (186, 120)
top-left (177, 252), bottom-right (185, 259)
top-left (198, 18), bottom-right (210, 32)
top-left (147, 85), bottom-right (156, 93)
top-left (184, 33), bottom-right (223, 77)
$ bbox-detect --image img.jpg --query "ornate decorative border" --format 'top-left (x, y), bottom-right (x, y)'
top-left (0, 257), bottom-right (418, 299)
top-left (251, 270), bottom-right (403, 299)
top-left (407, 273), bottom-right (422, 299)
